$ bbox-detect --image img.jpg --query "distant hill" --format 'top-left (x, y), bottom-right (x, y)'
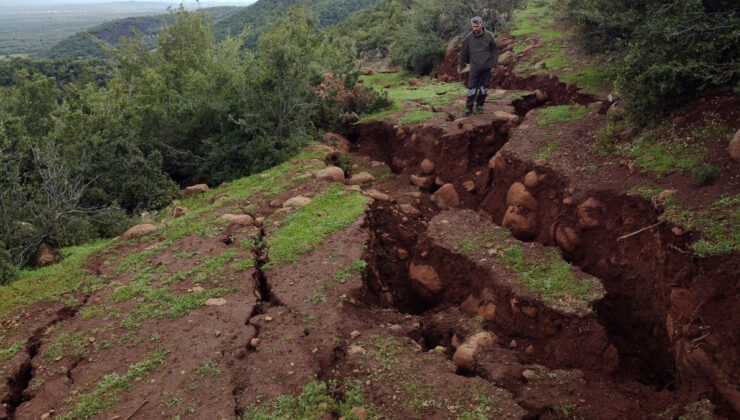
top-left (213, 0), bottom-right (381, 48)
top-left (42, 6), bottom-right (240, 59)
top-left (45, 0), bottom-right (381, 59)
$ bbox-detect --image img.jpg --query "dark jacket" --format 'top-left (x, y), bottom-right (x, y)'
top-left (458, 29), bottom-right (499, 71)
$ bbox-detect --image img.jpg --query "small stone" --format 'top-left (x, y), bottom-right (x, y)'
top-left (40, 413), bottom-right (50, 420)
top-left (192, 286), bottom-right (205, 292)
top-left (150, 378), bottom-right (157, 384)
top-left (283, 196), bottom-right (312, 208)
top-left (462, 180), bottom-right (475, 192)
top-left (389, 324), bottom-right (402, 332)
top-left (420, 159), bottom-right (435, 174)
top-left (347, 345), bottom-right (366, 357)
top-left (351, 407), bottom-right (368, 420)
top-left (88, 336), bottom-right (96, 343)
top-left (350, 330), bottom-right (361, 340)
top-left (265, 316), bottom-right (273, 321)
top-left (250, 338), bottom-right (261, 347)
top-left (397, 249), bottom-right (409, 260)
top-left (348, 172), bottom-right (376, 185)
top-left (214, 330), bottom-right (221, 337)
top-left (525, 345), bottom-right (534, 354)
top-left (672, 226), bottom-right (684, 236)
top-left (205, 298), bottom-right (227, 306)
top-left (434, 346), bottom-right (446, 353)
top-left (399, 204), bottom-right (421, 216)
top-left (522, 369), bottom-right (536, 380)
top-left (521, 305), bottom-right (538, 318)
top-left (509, 340), bottom-right (517, 348)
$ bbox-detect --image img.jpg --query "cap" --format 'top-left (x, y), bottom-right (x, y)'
top-left (471, 16), bottom-right (483, 24)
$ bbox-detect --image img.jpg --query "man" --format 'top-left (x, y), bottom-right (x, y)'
top-left (458, 16), bottom-right (499, 117)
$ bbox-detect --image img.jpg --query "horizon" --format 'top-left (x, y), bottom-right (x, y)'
top-left (0, 0), bottom-right (257, 8)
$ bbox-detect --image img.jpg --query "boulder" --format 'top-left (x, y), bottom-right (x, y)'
top-left (730, 129), bottom-right (740, 163)
top-left (35, 243), bottom-right (56, 268)
top-left (477, 302), bottom-right (497, 321)
top-left (502, 205), bottom-right (538, 240)
top-left (316, 166), bottom-right (345, 183)
top-left (360, 67), bottom-right (374, 75)
top-left (534, 89), bottom-right (548, 103)
top-left (554, 224), bottom-right (580, 253)
top-left (577, 197), bottom-right (602, 228)
top-left (657, 189), bottom-right (678, 204)
top-left (506, 182), bottom-right (538, 210)
top-left (492, 111), bottom-right (518, 125)
top-left (420, 159), bottom-right (436, 174)
top-left (452, 331), bottom-right (497, 371)
top-left (498, 51), bottom-right (513, 65)
top-left (408, 263), bottom-right (442, 295)
top-left (399, 204), bottom-right (421, 216)
top-left (431, 183), bottom-right (460, 209)
top-left (283, 196), bottom-right (312, 208)
top-left (348, 172), bottom-right (376, 185)
top-left (363, 189), bottom-right (392, 202)
top-left (182, 183), bottom-right (209, 197)
top-left (408, 77), bottom-right (421, 86)
top-left (323, 132), bottom-right (352, 153)
top-left (523, 171), bottom-right (539, 188)
top-left (217, 214), bottom-right (255, 226)
top-left (122, 224), bottom-right (160, 240)
top-left (410, 174), bottom-right (432, 190)
top-left (173, 206), bottom-right (190, 218)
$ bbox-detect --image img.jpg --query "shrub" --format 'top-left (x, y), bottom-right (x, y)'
top-left (0, 242), bottom-right (18, 286)
top-left (691, 165), bottom-right (721, 186)
top-left (391, 31), bottom-right (446, 74)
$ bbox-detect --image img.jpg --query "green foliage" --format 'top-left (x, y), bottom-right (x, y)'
top-left (0, 242), bottom-right (18, 285)
top-left (334, 259), bottom-right (368, 281)
top-left (397, 110), bottom-right (442, 125)
top-left (691, 165), bottom-right (721, 186)
top-left (568, 0), bottom-right (740, 124)
top-left (625, 130), bottom-right (707, 177)
top-left (0, 341), bottom-right (24, 361)
top-left (391, 31), bottom-right (445, 75)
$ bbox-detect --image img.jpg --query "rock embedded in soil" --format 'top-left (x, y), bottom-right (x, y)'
top-left (408, 262), bottom-right (443, 297)
top-left (452, 331), bottom-right (497, 371)
top-left (324, 132), bottom-right (352, 153)
top-left (282, 196), bottom-right (312, 208)
top-left (420, 158), bottom-right (436, 174)
top-left (204, 298), bottom-right (227, 306)
top-left (182, 183), bottom-right (209, 196)
top-left (730, 128), bottom-right (740, 162)
top-left (363, 189), bottom-right (392, 202)
top-left (431, 183), bottom-right (460, 209)
top-left (410, 174), bottom-right (432, 190)
top-left (35, 243), bottom-right (56, 267)
top-left (217, 214), bottom-right (255, 226)
top-left (316, 166), bottom-right (345, 183)
top-left (122, 223), bottom-right (160, 240)
top-left (348, 172), bottom-right (376, 185)
top-left (173, 206), bottom-right (190, 218)
top-left (523, 171), bottom-right (539, 188)
top-left (399, 204), bottom-right (421, 216)
top-left (577, 197), bottom-right (603, 228)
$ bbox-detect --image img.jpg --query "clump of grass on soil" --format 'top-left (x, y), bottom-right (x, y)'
top-left (536, 105), bottom-right (588, 127)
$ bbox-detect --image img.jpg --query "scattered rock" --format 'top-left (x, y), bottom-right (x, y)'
top-left (431, 184), bottom-right (460, 209)
top-left (408, 78), bottom-right (421, 86)
top-left (173, 206), bottom-right (190, 218)
top-left (324, 132), bottom-right (352, 153)
top-left (347, 345), bottom-right (366, 357)
top-left (210, 194), bottom-right (228, 204)
top-left (522, 369), bottom-right (536, 380)
top-left (283, 196), bottom-right (312, 208)
top-left (410, 174), bottom-right (432, 190)
top-left (534, 89), bottom-right (548, 103)
top-left (348, 172), bottom-right (376, 185)
top-left (316, 166), bottom-right (345, 183)
top-left (409, 263), bottom-right (442, 295)
top-left (521, 305), bottom-right (538, 318)
top-left (730, 129), bottom-right (740, 162)
top-left (399, 204), bottom-right (421, 216)
top-left (364, 189), bottom-right (392, 202)
top-left (250, 338), bottom-right (260, 347)
top-left (350, 407), bottom-right (368, 420)
top-left (477, 302), bottom-right (496, 321)
top-left (452, 331), bottom-right (497, 371)
top-left (502, 205), bottom-right (538, 240)
top-left (217, 214), bottom-right (255, 226)
top-left (577, 197), bottom-right (602, 228)
top-left (205, 298), bottom-right (227, 306)
top-left (389, 324), bottom-right (403, 332)
top-left (555, 224), bottom-right (580, 253)
top-left (420, 159), bottom-right (436, 174)
top-left (35, 243), bottom-right (56, 268)
top-left (360, 67), bottom-right (374, 76)
top-left (350, 330), bottom-right (361, 340)
top-left (525, 345), bottom-right (534, 354)
top-left (255, 217), bottom-right (265, 227)
top-left (492, 111), bottom-right (518, 125)
top-left (533, 61), bottom-right (546, 70)
top-left (182, 183), bottom-right (209, 197)
top-left (122, 224), bottom-right (160, 240)
top-left (498, 51), bottom-right (513, 65)
top-left (534, 159), bottom-right (548, 167)
top-left (462, 180), bottom-right (475, 192)
top-left (523, 171), bottom-right (539, 188)
top-left (192, 286), bottom-right (205, 292)
top-left (397, 248), bottom-right (409, 260)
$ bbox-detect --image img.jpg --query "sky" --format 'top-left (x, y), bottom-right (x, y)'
top-left (1, 0), bottom-right (256, 6)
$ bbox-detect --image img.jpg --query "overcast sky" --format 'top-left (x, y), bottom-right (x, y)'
top-left (1, 0), bottom-right (256, 6)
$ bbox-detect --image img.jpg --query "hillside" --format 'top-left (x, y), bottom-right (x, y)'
top-left (42, 6), bottom-right (240, 59)
top-left (1, 0), bottom-right (739, 419)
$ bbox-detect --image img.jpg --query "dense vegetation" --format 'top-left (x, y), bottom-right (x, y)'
top-left (567, 0), bottom-right (740, 124)
top-left (0, 6), bottom-right (388, 284)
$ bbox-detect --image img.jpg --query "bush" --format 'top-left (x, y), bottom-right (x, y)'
top-left (0, 243), bottom-right (19, 286)
top-left (691, 165), bottom-right (721, 186)
top-left (391, 31), bottom-right (445, 74)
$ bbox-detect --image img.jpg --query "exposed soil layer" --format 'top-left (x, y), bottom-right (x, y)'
top-left (352, 86), bottom-right (740, 415)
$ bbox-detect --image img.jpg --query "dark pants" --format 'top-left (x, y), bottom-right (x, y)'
top-left (466, 68), bottom-right (492, 110)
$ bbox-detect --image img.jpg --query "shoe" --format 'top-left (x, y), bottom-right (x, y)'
top-left (463, 108), bottom-right (474, 117)
top-left (475, 105), bottom-right (484, 114)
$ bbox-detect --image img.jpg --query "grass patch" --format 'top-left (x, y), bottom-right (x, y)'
top-left (625, 133), bottom-right (706, 177)
top-left (266, 184), bottom-right (368, 268)
top-left (397, 111), bottom-right (442, 126)
top-left (454, 230), bottom-right (510, 255)
top-left (499, 245), bottom-right (597, 303)
top-left (1, 341), bottom-right (24, 361)
top-left (119, 286), bottom-right (230, 330)
top-left (44, 330), bottom-right (89, 361)
top-left (334, 259), bottom-right (368, 281)
top-left (537, 140), bottom-right (562, 161)
top-left (662, 195), bottom-right (739, 257)
top-left (536, 105), bottom-right (588, 127)
top-left (242, 378), bottom-right (372, 420)
top-left (0, 239), bottom-right (109, 320)
top-left (196, 357), bottom-right (222, 377)
top-left (58, 349), bottom-right (167, 420)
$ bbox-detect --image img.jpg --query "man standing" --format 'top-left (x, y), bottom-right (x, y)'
top-left (458, 16), bottom-right (499, 116)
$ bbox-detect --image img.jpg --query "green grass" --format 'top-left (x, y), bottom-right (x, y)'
top-left (44, 330), bottom-right (89, 361)
top-left (625, 134), bottom-right (706, 177)
top-left (454, 230), bottom-right (510, 255)
top-left (537, 140), bottom-right (562, 161)
top-left (58, 349), bottom-right (167, 420)
top-left (536, 105), bottom-right (588, 127)
top-left (242, 378), bottom-right (372, 420)
top-left (0, 341), bottom-right (24, 361)
top-left (196, 357), bottom-right (222, 377)
top-left (397, 111), bottom-right (443, 126)
top-left (499, 245), bottom-right (597, 304)
top-left (119, 286), bottom-right (230, 330)
top-left (266, 184), bottom-right (368, 268)
top-left (662, 195), bottom-right (739, 257)
top-left (334, 259), bottom-right (368, 281)
top-left (0, 239), bottom-right (110, 319)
